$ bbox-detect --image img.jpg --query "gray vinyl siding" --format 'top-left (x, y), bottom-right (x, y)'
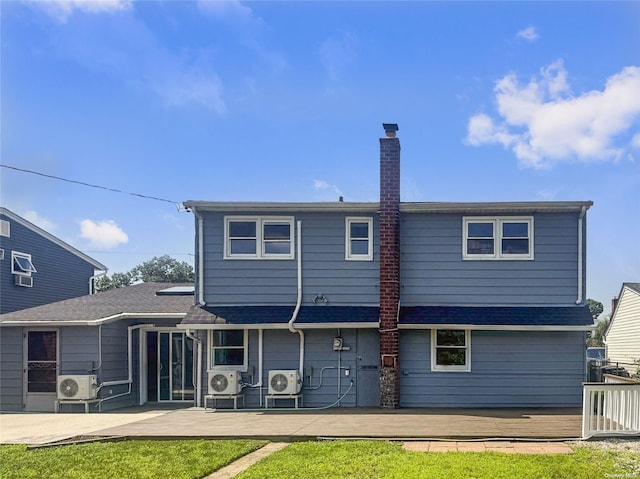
top-left (216, 329), bottom-right (358, 408)
top-left (400, 212), bottom-right (581, 305)
top-left (0, 328), bottom-right (23, 411)
top-left (200, 211), bottom-right (379, 306)
top-left (400, 330), bottom-right (586, 407)
top-left (0, 214), bottom-right (98, 314)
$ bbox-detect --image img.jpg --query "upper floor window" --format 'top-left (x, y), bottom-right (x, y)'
top-left (12, 251), bottom-right (37, 276)
top-left (224, 217), bottom-right (294, 259)
top-left (431, 329), bottom-right (471, 372)
top-left (346, 217), bottom-right (373, 261)
top-left (463, 217), bottom-right (533, 260)
top-left (209, 330), bottom-right (247, 371)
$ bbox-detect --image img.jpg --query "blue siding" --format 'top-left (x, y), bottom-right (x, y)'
top-left (0, 214), bottom-right (98, 314)
top-left (399, 330), bottom-right (586, 407)
top-left (400, 212), bottom-right (581, 305)
top-left (200, 211), bottom-right (379, 306)
top-left (0, 328), bottom-right (23, 411)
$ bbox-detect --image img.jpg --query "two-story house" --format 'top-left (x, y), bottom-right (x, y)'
top-left (180, 124), bottom-right (594, 409)
top-left (0, 124), bottom-right (594, 412)
top-left (0, 207), bottom-right (107, 314)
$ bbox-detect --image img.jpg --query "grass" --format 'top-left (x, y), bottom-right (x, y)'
top-left (0, 439), bottom-right (266, 479)
top-left (236, 440), bottom-right (640, 479)
top-left (1, 439), bottom-right (638, 479)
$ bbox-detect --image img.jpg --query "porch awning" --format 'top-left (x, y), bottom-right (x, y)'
top-left (179, 305), bottom-right (380, 329)
top-left (399, 305), bottom-right (595, 331)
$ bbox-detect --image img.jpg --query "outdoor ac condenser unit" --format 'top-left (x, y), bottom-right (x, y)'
top-left (208, 371), bottom-right (242, 395)
top-left (268, 370), bottom-right (302, 395)
top-left (57, 375), bottom-right (98, 400)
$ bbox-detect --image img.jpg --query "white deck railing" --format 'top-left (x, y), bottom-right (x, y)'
top-left (582, 376), bottom-right (640, 439)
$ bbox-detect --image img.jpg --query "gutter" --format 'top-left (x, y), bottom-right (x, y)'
top-left (0, 312), bottom-right (186, 327)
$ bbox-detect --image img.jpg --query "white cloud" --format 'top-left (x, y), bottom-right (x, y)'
top-left (23, 211), bottom-right (56, 232)
top-left (314, 179), bottom-right (342, 196)
top-left (517, 26), bottom-right (540, 42)
top-left (466, 62), bottom-right (640, 169)
top-left (35, 0), bottom-right (132, 22)
top-left (79, 219), bottom-right (128, 249)
top-left (197, 0), bottom-right (255, 23)
top-left (632, 133), bottom-right (640, 150)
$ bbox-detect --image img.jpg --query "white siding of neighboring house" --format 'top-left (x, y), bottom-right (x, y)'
top-left (605, 286), bottom-right (640, 369)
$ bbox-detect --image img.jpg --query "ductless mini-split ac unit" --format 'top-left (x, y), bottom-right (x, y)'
top-left (57, 375), bottom-right (98, 400)
top-left (208, 371), bottom-right (242, 395)
top-left (268, 370), bottom-right (302, 395)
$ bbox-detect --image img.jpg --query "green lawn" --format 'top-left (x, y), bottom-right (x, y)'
top-left (1, 439), bottom-right (638, 479)
top-left (237, 440), bottom-right (639, 479)
top-left (0, 440), bottom-right (266, 479)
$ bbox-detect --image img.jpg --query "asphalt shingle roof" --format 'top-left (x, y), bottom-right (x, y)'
top-left (0, 282), bottom-right (194, 324)
top-left (400, 305), bottom-right (594, 327)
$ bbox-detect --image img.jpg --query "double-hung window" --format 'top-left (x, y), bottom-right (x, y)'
top-left (209, 330), bottom-right (247, 371)
top-left (431, 329), bottom-right (471, 372)
top-left (345, 217), bottom-right (373, 261)
top-left (225, 217), bottom-right (294, 259)
top-left (463, 217), bottom-right (533, 260)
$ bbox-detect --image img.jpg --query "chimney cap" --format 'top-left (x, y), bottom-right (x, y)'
top-left (382, 123), bottom-right (399, 138)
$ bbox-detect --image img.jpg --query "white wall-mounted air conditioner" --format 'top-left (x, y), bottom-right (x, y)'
top-left (208, 371), bottom-right (242, 395)
top-left (14, 275), bottom-right (33, 287)
top-left (57, 375), bottom-right (98, 400)
top-left (268, 370), bottom-right (302, 395)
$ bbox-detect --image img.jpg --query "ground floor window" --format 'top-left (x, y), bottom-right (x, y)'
top-left (209, 330), bottom-right (247, 371)
top-left (431, 329), bottom-right (471, 372)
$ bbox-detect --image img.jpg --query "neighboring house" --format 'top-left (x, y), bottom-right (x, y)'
top-left (181, 124), bottom-right (594, 409)
top-left (604, 283), bottom-right (640, 372)
top-left (0, 124), bottom-right (595, 413)
top-left (0, 207), bottom-right (107, 314)
top-left (0, 282), bottom-right (194, 412)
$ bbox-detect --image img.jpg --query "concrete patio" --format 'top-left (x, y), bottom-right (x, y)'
top-left (1, 406), bottom-right (583, 445)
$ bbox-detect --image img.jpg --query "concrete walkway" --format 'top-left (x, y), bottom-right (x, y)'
top-left (1, 406), bottom-right (583, 445)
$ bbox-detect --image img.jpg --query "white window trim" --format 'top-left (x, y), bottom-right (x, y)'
top-left (208, 329), bottom-right (248, 372)
top-left (345, 217), bottom-right (373, 261)
top-left (431, 329), bottom-right (471, 372)
top-left (224, 216), bottom-right (295, 260)
top-left (463, 217), bottom-right (534, 260)
top-left (12, 251), bottom-right (37, 276)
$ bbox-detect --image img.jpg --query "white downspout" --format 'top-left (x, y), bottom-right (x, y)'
top-left (185, 329), bottom-right (202, 408)
top-left (287, 220), bottom-right (304, 378)
top-left (196, 209), bottom-right (206, 306)
top-left (89, 270), bottom-right (107, 295)
top-left (576, 206), bottom-right (587, 305)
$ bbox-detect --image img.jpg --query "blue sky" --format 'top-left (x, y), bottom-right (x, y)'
top-left (2, 1), bottom-right (639, 315)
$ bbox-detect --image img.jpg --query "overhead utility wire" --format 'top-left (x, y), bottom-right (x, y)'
top-left (1, 164), bottom-right (181, 208)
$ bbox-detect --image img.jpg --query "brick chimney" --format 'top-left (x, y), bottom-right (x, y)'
top-left (379, 123), bottom-right (400, 409)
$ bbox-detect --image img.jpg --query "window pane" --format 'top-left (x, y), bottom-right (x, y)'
top-left (28, 367), bottom-right (57, 392)
top-left (436, 348), bottom-right (466, 366)
top-left (467, 239), bottom-right (494, 255)
top-left (214, 330), bottom-right (244, 347)
top-left (264, 223), bottom-right (290, 240)
top-left (350, 222), bottom-right (369, 239)
top-left (230, 239), bottom-right (256, 254)
top-left (214, 348), bottom-right (244, 366)
top-left (28, 331), bottom-right (56, 361)
top-left (436, 330), bottom-right (465, 347)
top-left (229, 221), bottom-right (256, 238)
top-left (502, 238), bottom-right (529, 254)
top-left (351, 239), bottom-right (369, 255)
top-left (503, 222), bottom-right (528, 238)
top-left (468, 223), bottom-right (493, 238)
top-left (264, 241), bottom-right (290, 255)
